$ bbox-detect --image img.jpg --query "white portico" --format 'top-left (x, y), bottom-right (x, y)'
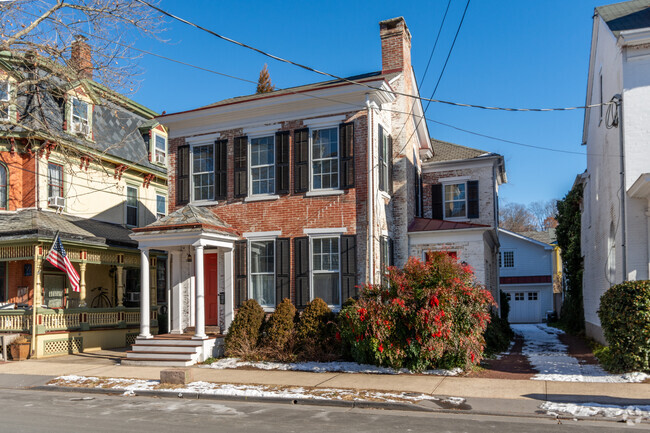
top-left (126, 205), bottom-right (239, 365)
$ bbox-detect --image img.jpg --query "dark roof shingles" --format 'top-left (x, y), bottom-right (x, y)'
top-left (597, 0), bottom-right (650, 35)
top-left (408, 217), bottom-right (490, 232)
top-left (426, 139), bottom-right (490, 163)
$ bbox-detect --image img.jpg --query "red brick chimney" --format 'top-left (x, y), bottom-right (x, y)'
top-left (70, 35), bottom-right (93, 79)
top-left (379, 17), bottom-right (412, 74)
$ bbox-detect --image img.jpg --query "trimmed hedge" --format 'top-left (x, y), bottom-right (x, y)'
top-left (296, 298), bottom-right (337, 360)
top-left (597, 280), bottom-right (650, 372)
top-left (224, 299), bottom-right (265, 358)
top-left (261, 298), bottom-right (296, 353)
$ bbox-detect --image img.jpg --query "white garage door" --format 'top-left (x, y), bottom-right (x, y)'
top-left (506, 290), bottom-right (541, 323)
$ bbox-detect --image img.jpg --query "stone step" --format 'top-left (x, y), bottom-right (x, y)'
top-left (121, 358), bottom-right (195, 367)
top-left (131, 344), bottom-right (202, 353)
top-left (134, 338), bottom-right (204, 347)
top-left (126, 351), bottom-right (197, 361)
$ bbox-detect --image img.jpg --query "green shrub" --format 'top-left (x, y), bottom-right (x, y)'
top-left (296, 298), bottom-right (337, 360)
top-left (499, 290), bottom-right (510, 320)
top-left (224, 299), bottom-right (265, 358)
top-left (483, 311), bottom-right (513, 356)
top-left (261, 298), bottom-right (296, 354)
top-left (339, 253), bottom-right (495, 372)
top-left (597, 280), bottom-right (650, 372)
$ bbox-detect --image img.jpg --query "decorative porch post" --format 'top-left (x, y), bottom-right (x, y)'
top-left (78, 262), bottom-right (87, 307)
top-left (193, 245), bottom-right (206, 339)
top-left (170, 250), bottom-right (182, 334)
top-left (116, 264), bottom-right (124, 307)
top-left (223, 247), bottom-right (234, 333)
top-left (138, 248), bottom-right (152, 339)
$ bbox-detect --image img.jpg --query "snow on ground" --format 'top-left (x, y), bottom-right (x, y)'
top-left (541, 401), bottom-right (650, 422)
top-left (203, 359), bottom-right (462, 376)
top-left (512, 324), bottom-right (649, 383)
top-left (49, 375), bottom-right (458, 404)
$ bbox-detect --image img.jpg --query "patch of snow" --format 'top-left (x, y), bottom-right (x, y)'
top-left (203, 359), bottom-right (461, 376)
top-left (541, 401), bottom-right (650, 421)
top-left (511, 324), bottom-right (650, 383)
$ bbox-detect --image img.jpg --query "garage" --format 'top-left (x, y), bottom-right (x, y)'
top-left (504, 289), bottom-right (543, 323)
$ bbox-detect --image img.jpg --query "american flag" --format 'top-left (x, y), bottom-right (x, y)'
top-left (45, 232), bottom-right (80, 292)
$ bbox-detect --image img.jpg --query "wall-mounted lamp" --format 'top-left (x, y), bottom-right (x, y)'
top-left (186, 253), bottom-right (192, 263)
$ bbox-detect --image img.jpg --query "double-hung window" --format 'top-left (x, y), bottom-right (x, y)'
top-left (378, 125), bottom-right (391, 193)
top-left (311, 128), bottom-right (338, 190)
top-left (126, 186), bottom-right (138, 227)
top-left (312, 237), bottom-right (340, 306)
top-left (192, 144), bottom-right (214, 201)
top-left (250, 136), bottom-right (275, 195)
top-left (47, 163), bottom-right (63, 199)
top-left (249, 240), bottom-right (275, 308)
top-left (0, 80), bottom-right (9, 120)
top-left (0, 164), bottom-right (7, 210)
top-left (71, 98), bottom-right (90, 135)
top-left (156, 194), bottom-right (166, 219)
top-left (499, 250), bottom-right (514, 268)
top-left (154, 134), bottom-right (167, 165)
top-left (444, 182), bottom-right (467, 218)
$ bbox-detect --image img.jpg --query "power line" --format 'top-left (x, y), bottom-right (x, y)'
top-left (134, 0), bottom-right (610, 113)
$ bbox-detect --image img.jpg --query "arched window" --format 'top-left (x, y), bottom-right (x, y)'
top-left (0, 164), bottom-right (7, 210)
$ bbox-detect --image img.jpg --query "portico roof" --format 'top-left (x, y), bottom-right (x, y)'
top-left (132, 205), bottom-right (239, 237)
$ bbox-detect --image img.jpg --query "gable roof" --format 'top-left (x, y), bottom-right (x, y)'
top-left (426, 139), bottom-right (490, 162)
top-left (132, 204), bottom-right (238, 236)
top-left (408, 217), bottom-right (490, 232)
top-left (597, 0), bottom-right (650, 36)
top-left (498, 227), bottom-right (555, 249)
top-left (518, 229), bottom-right (557, 245)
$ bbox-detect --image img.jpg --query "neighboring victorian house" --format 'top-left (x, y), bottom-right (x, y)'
top-left (408, 139), bottom-right (506, 301)
top-left (580, 0), bottom-right (650, 343)
top-left (497, 228), bottom-right (562, 323)
top-left (0, 37), bottom-right (168, 357)
top-left (128, 17), bottom-right (506, 366)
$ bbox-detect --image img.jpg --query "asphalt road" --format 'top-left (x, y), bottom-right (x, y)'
top-left (0, 388), bottom-right (643, 433)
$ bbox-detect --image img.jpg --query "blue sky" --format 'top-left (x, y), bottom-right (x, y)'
top-left (132, 0), bottom-right (615, 206)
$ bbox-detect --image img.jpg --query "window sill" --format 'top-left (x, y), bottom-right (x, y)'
top-left (305, 190), bottom-right (344, 197)
top-left (244, 195), bottom-right (279, 202)
top-left (190, 201), bottom-right (217, 207)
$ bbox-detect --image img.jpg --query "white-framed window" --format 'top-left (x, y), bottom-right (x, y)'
top-left (378, 125), bottom-right (390, 193)
top-left (156, 194), bottom-right (166, 219)
top-left (311, 236), bottom-right (340, 307)
top-left (443, 182), bottom-right (467, 219)
top-left (249, 239), bottom-right (275, 308)
top-left (249, 135), bottom-right (275, 195)
top-left (126, 185), bottom-right (138, 227)
top-left (192, 144), bottom-right (214, 201)
top-left (153, 133), bottom-right (167, 166)
top-left (47, 163), bottom-right (64, 199)
top-left (0, 80), bottom-right (9, 121)
top-left (499, 250), bottom-right (515, 268)
top-left (0, 163), bottom-right (7, 210)
top-left (311, 127), bottom-right (339, 191)
top-left (515, 292), bottom-right (524, 301)
top-left (528, 292), bottom-right (538, 301)
top-left (71, 97), bottom-right (91, 136)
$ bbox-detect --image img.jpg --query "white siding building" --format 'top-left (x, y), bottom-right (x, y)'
top-left (581, 0), bottom-right (650, 343)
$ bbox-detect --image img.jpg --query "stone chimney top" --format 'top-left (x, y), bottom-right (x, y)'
top-left (70, 35), bottom-right (93, 80)
top-left (379, 17), bottom-right (412, 74)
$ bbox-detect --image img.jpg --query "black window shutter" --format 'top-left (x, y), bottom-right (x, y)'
top-left (294, 129), bottom-right (309, 193)
top-left (387, 134), bottom-right (393, 195)
top-left (432, 183), bottom-right (443, 220)
top-left (234, 240), bottom-right (247, 308)
top-left (380, 236), bottom-right (386, 274)
top-left (389, 238), bottom-right (394, 267)
top-left (275, 238), bottom-right (290, 305)
top-left (378, 126), bottom-right (385, 192)
top-left (215, 139), bottom-right (228, 200)
top-left (418, 171), bottom-right (424, 218)
top-left (294, 237), bottom-right (310, 308)
top-left (341, 235), bottom-right (358, 302)
top-left (176, 145), bottom-right (190, 205)
top-left (339, 122), bottom-right (354, 189)
top-left (275, 131), bottom-right (290, 195)
top-left (234, 136), bottom-right (248, 198)
top-left (467, 180), bottom-right (479, 219)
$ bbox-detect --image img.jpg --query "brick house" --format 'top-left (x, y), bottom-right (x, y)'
top-left (129, 17), bottom-right (507, 365)
top-left (0, 37), bottom-right (169, 357)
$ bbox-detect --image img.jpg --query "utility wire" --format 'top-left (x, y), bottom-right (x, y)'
top-left (134, 0), bottom-right (611, 113)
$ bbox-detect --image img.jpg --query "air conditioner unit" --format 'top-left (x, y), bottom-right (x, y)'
top-left (72, 121), bottom-right (89, 136)
top-left (48, 196), bottom-right (65, 209)
top-left (154, 152), bottom-right (165, 164)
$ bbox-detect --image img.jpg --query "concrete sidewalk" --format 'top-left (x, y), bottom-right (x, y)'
top-left (0, 350), bottom-right (648, 416)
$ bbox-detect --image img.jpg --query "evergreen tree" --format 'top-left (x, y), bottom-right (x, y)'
top-left (256, 64), bottom-right (276, 94)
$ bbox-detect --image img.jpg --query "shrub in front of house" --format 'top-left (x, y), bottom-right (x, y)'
top-left (338, 253), bottom-right (495, 372)
top-left (224, 298), bottom-right (265, 359)
top-left (597, 280), bottom-right (650, 372)
top-left (483, 291), bottom-right (514, 356)
top-left (296, 298), bottom-right (338, 361)
top-left (260, 298), bottom-right (297, 361)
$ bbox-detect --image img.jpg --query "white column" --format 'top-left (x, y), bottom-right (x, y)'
top-left (193, 245), bottom-right (206, 339)
top-left (139, 248), bottom-right (152, 339)
top-left (170, 250), bottom-right (182, 334)
top-left (223, 248), bottom-right (234, 333)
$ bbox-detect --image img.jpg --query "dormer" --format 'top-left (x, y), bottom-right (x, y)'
top-left (65, 85), bottom-right (94, 140)
top-left (139, 122), bottom-right (168, 167)
top-left (0, 69), bottom-right (18, 123)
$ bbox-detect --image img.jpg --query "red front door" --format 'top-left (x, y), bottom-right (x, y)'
top-left (204, 253), bottom-right (219, 326)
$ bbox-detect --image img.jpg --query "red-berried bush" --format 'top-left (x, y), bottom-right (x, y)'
top-left (338, 252), bottom-right (495, 372)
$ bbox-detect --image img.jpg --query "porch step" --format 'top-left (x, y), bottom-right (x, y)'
top-left (131, 344), bottom-right (202, 353)
top-left (184, 326), bottom-right (222, 335)
top-left (120, 358), bottom-right (195, 367)
top-left (126, 350), bottom-right (198, 361)
top-left (133, 338), bottom-right (205, 347)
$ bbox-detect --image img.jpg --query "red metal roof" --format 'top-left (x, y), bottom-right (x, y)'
top-left (407, 217), bottom-right (490, 232)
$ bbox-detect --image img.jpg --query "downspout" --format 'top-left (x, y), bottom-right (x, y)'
top-left (366, 94), bottom-right (374, 285)
top-left (614, 94), bottom-right (627, 279)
